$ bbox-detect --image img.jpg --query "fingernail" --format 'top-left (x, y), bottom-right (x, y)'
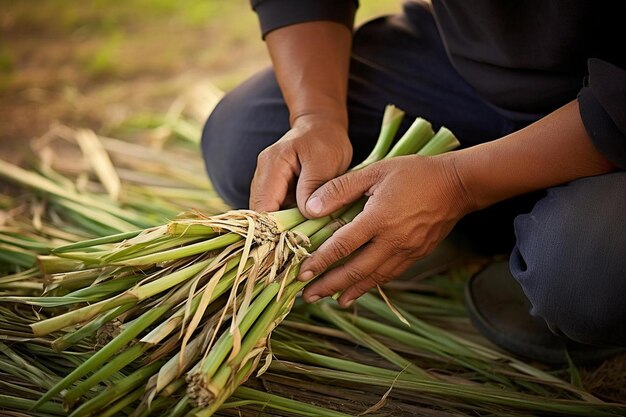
top-left (307, 295), bottom-right (320, 303)
top-left (298, 270), bottom-right (314, 281)
top-left (306, 196), bottom-right (322, 215)
top-left (343, 299), bottom-right (354, 308)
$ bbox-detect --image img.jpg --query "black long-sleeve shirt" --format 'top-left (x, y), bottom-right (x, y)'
top-left (250, 0), bottom-right (626, 170)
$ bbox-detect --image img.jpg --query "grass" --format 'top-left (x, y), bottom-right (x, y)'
top-left (1, 99), bottom-right (624, 416)
top-left (2, 1), bottom-right (625, 415)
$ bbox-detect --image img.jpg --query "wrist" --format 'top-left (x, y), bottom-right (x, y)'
top-left (436, 153), bottom-right (479, 216)
top-left (290, 112), bottom-right (351, 152)
top-left (289, 96), bottom-right (348, 130)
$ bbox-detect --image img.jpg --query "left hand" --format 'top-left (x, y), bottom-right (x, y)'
top-left (297, 154), bottom-right (474, 307)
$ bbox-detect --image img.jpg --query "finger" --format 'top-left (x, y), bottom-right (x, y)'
top-left (298, 211), bottom-right (378, 282)
top-left (304, 165), bottom-right (380, 218)
top-left (338, 255), bottom-right (418, 307)
top-left (249, 150), bottom-right (298, 212)
top-left (296, 162), bottom-right (338, 218)
top-left (302, 240), bottom-right (393, 303)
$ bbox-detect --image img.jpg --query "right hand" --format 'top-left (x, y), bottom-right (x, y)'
top-left (250, 115), bottom-right (353, 216)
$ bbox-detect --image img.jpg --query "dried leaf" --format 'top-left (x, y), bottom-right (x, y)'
top-left (75, 129), bottom-right (121, 201)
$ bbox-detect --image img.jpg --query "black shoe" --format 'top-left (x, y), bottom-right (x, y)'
top-left (464, 261), bottom-right (624, 366)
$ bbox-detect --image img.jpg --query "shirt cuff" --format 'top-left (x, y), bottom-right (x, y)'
top-left (251, 0), bottom-right (358, 38)
top-left (578, 59), bottom-right (626, 170)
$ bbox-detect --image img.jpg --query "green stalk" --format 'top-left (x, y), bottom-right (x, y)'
top-left (356, 293), bottom-right (597, 401)
top-left (228, 386), bottom-right (353, 417)
top-left (384, 117), bottom-right (434, 158)
top-left (417, 126), bottom-right (460, 156)
top-left (163, 396), bottom-right (191, 417)
top-left (0, 394), bottom-right (65, 415)
top-left (197, 199), bottom-right (367, 385)
top-left (97, 386), bottom-right (144, 417)
top-left (167, 223), bottom-right (218, 237)
top-left (33, 303), bottom-right (171, 410)
top-left (352, 104), bottom-right (405, 170)
top-left (68, 360), bottom-right (165, 417)
top-left (101, 235), bottom-right (203, 263)
top-left (45, 267), bottom-right (113, 292)
top-left (0, 245), bottom-right (37, 268)
top-left (129, 259), bottom-right (211, 300)
top-left (268, 207), bottom-right (308, 231)
top-left (111, 234), bottom-right (240, 266)
top-left (54, 199), bottom-right (139, 232)
top-left (32, 259), bottom-right (210, 336)
top-left (311, 302), bottom-right (431, 379)
top-left (271, 340), bottom-right (408, 379)
top-left (0, 342), bottom-right (58, 388)
top-left (193, 359), bottom-right (256, 417)
top-left (196, 281), bottom-right (283, 379)
top-left (51, 230), bottom-right (142, 253)
top-left (37, 256), bottom-right (85, 275)
top-left (200, 282), bottom-right (302, 401)
top-left (134, 397), bottom-right (174, 417)
top-left (52, 303), bottom-right (136, 351)
top-left (30, 293), bottom-right (137, 336)
top-left (63, 342), bottom-right (150, 408)
top-left (346, 313), bottom-right (515, 387)
top-left (63, 274), bottom-right (143, 300)
top-left (269, 361), bottom-right (623, 417)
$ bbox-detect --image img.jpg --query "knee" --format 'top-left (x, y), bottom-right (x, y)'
top-left (201, 69), bottom-right (288, 209)
top-left (510, 174), bottom-right (626, 346)
top-left (201, 94), bottom-right (252, 209)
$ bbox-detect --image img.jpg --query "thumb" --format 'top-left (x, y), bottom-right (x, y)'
top-left (305, 166), bottom-right (379, 218)
top-left (296, 161), bottom-right (340, 218)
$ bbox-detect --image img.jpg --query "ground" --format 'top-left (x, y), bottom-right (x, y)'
top-left (0, 0), bottom-right (400, 163)
top-left (1, 0), bottom-right (624, 405)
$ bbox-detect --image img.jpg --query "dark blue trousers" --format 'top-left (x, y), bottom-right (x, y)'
top-left (201, 2), bottom-right (626, 346)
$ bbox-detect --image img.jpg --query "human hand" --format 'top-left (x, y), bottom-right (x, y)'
top-left (249, 115), bottom-right (353, 215)
top-left (298, 154), bottom-right (474, 307)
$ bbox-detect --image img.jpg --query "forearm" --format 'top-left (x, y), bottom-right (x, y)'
top-left (265, 21), bottom-right (352, 128)
top-left (451, 100), bottom-right (615, 211)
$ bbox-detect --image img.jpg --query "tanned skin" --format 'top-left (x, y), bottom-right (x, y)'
top-left (249, 21), bottom-right (614, 307)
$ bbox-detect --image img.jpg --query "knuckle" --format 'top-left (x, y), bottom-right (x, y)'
top-left (257, 149), bottom-right (272, 164)
top-left (324, 178), bottom-right (346, 199)
top-left (331, 236), bottom-right (354, 259)
top-left (313, 252), bottom-right (337, 273)
top-left (364, 164), bottom-right (382, 183)
top-left (350, 280), bottom-right (375, 297)
top-left (343, 265), bottom-right (366, 285)
top-left (369, 270), bottom-right (392, 285)
top-left (307, 251), bottom-right (335, 274)
top-left (317, 281), bottom-right (340, 297)
top-left (392, 233), bottom-right (417, 254)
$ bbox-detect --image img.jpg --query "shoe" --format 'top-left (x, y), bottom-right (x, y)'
top-left (464, 261), bottom-right (624, 365)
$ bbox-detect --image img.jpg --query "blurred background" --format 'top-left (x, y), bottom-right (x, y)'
top-left (0, 0), bottom-right (399, 163)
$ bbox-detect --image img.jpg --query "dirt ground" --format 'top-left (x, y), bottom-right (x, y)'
top-left (0, 0), bottom-right (400, 164)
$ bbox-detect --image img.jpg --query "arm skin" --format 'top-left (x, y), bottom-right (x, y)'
top-left (249, 21), bottom-right (353, 214)
top-left (298, 99), bottom-right (614, 307)
top-left (454, 100), bottom-right (614, 211)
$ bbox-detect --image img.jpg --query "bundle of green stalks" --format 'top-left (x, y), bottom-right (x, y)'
top-left (0, 103), bottom-right (624, 417)
top-left (0, 105), bottom-right (463, 415)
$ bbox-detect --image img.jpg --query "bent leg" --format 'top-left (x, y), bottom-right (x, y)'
top-left (201, 69), bottom-right (289, 208)
top-left (510, 172), bottom-right (626, 347)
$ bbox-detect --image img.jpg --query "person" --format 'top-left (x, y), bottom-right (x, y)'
top-left (201, 0), bottom-right (626, 363)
